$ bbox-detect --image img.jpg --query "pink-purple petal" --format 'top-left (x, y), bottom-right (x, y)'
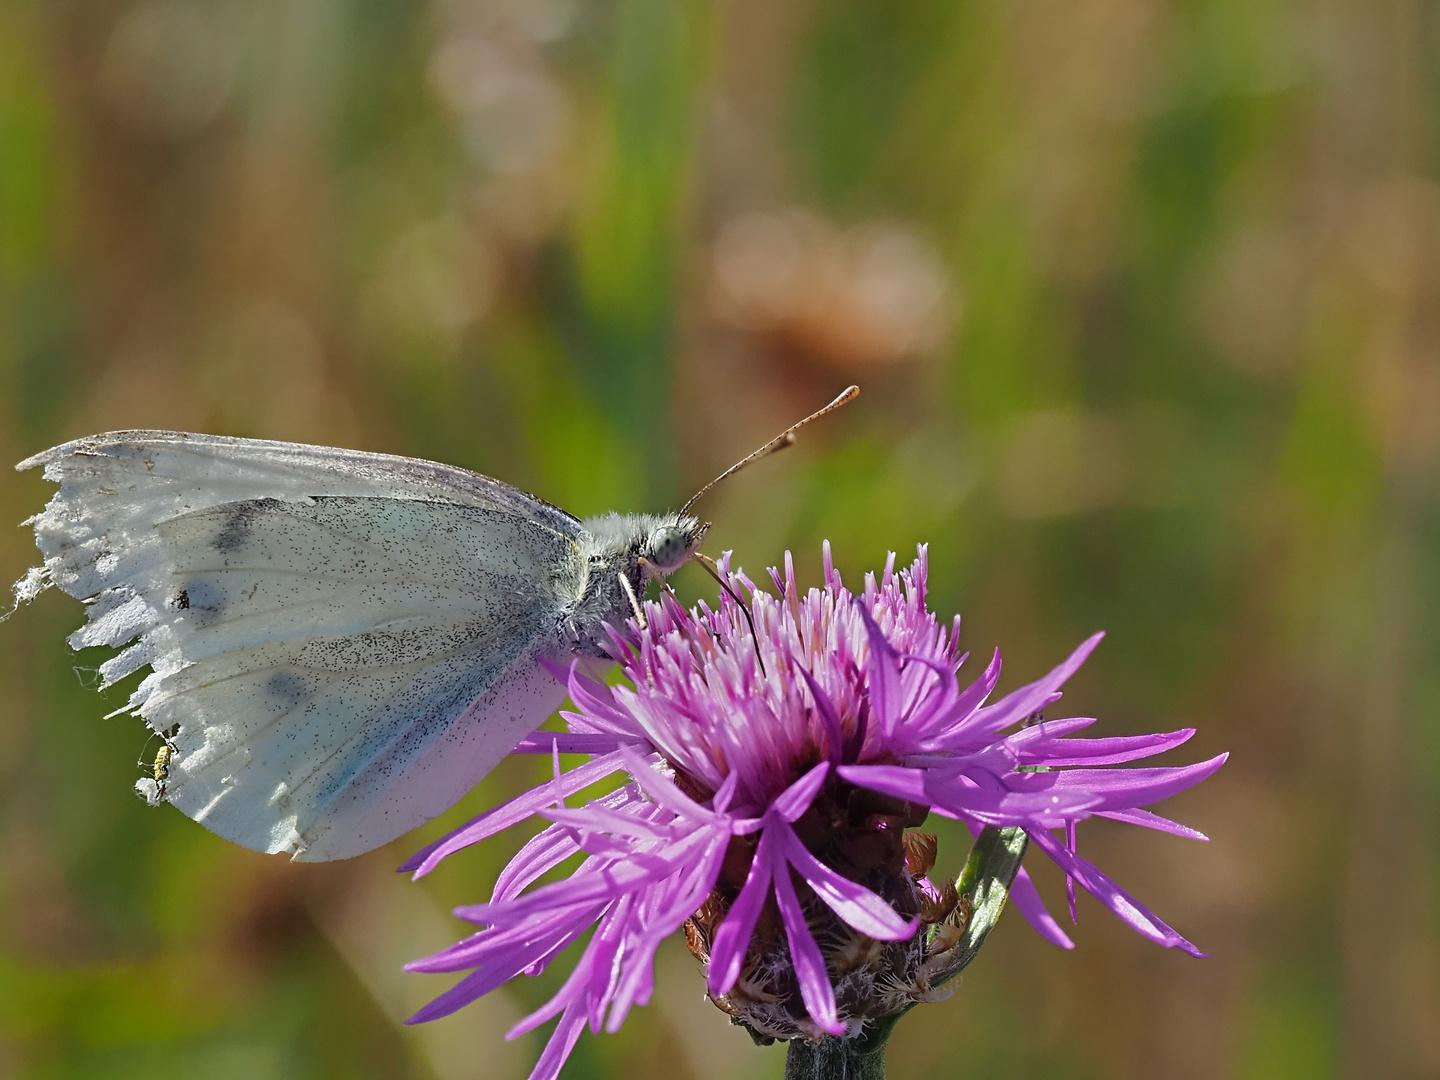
top-left (965, 632), bottom-right (1104, 736)
top-left (1000, 715), bottom-right (1096, 747)
top-left (770, 843), bottom-right (845, 1036)
top-left (512, 732), bottom-right (646, 755)
top-left (406, 904), bottom-right (598, 973)
top-left (1096, 806), bottom-right (1210, 840)
top-left (773, 820), bottom-right (919, 940)
top-left (506, 902), bottom-right (624, 1040)
top-left (405, 906), bottom-right (598, 1023)
top-left (1007, 866), bottom-right (1075, 949)
top-left (525, 998), bottom-right (589, 1080)
top-left (605, 933), bottom-right (663, 1033)
top-left (836, 763), bottom-right (929, 804)
top-left (797, 664), bottom-right (845, 765)
top-left (1027, 827), bottom-right (1206, 957)
top-left (930, 782), bottom-right (1103, 827)
top-left (707, 827), bottom-right (779, 997)
top-left (772, 761), bottom-right (831, 822)
top-left (855, 600), bottom-right (905, 740)
top-left (402, 749), bottom-right (634, 877)
top-left (458, 830), bottom-right (712, 925)
top-left (564, 665), bottom-right (642, 732)
top-left (493, 825), bottom-right (582, 904)
top-left (1065, 819), bottom-right (1078, 924)
top-left (406, 968), bottom-right (508, 1024)
top-left (616, 747), bottom-right (726, 823)
top-left (890, 654), bottom-right (966, 746)
top-left (407, 927), bottom-right (593, 1014)
top-left (539, 803), bottom-right (677, 842)
top-left (1016, 727), bottom-right (1197, 767)
top-left (647, 831), bottom-right (730, 932)
top-left (1005, 753), bottom-right (1228, 811)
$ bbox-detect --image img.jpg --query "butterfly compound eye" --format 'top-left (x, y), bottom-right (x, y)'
top-left (647, 525), bottom-right (693, 572)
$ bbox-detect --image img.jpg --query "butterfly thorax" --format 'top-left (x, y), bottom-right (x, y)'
top-left (564, 512), bottom-right (706, 656)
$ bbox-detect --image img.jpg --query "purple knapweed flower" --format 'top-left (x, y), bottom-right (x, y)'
top-left (402, 544), bottom-right (1224, 1078)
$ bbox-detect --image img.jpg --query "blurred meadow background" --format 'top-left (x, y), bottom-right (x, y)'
top-left (1, 1), bottom-right (1438, 1078)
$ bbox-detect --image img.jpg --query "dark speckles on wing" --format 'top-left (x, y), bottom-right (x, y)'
top-left (213, 499), bottom-right (276, 553)
top-left (266, 671), bottom-right (310, 707)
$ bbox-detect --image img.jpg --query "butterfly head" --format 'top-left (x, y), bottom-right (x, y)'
top-left (644, 516), bottom-right (708, 575)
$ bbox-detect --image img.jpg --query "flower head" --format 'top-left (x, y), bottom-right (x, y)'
top-left (404, 544), bottom-right (1224, 1078)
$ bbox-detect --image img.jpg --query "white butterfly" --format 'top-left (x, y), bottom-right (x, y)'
top-left (12, 389), bottom-right (856, 862)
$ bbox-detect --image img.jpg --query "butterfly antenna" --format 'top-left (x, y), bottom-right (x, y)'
top-left (679, 385), bottom-right (859, 516)
top-left (693, 551), bottom-right (767, 677)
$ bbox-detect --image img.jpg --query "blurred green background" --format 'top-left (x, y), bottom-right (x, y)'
top-left (2, 0), bottom-right (1438, 1077)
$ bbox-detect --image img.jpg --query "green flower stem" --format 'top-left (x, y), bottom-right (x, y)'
top-left (783, 1034), bottom-right (888, 1080)
top-left (781, 826), bottom-right (1030, 1080)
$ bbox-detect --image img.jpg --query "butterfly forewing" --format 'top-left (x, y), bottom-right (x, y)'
top-left (19, 432), bottom-right (589, 860)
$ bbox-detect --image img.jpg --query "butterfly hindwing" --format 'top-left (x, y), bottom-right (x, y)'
top-left (147, 616), bottom-right (561, 860)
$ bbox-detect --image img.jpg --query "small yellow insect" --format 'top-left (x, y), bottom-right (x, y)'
top-left (137, 734), bottom-right (177, 806)
top-left (152, 743), bottom-right (173, 786)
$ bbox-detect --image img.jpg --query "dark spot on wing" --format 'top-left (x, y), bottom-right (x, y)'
top-left (182, 578), bottom-right (226, 625)
top-left (267, 672), bottom-right (309, 706)
top-left (173, 589), bottom-right (189, 610)
top-left (213, 500), bottom-right (276, 552)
